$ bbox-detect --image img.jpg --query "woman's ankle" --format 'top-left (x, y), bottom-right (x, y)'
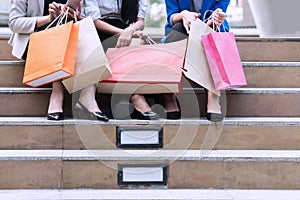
top-left (77, 85), bottom-right (101, 112)
top-left (48, 96), bottom-right (63, 113)
top-left (131, 94), bottom-right (151, 112)
top-left (164, 94), bottom-right (179, 112)
top-left (48, 81), bottom-right (64, 113)
top-left (207, 92), bottom-right (221, 114)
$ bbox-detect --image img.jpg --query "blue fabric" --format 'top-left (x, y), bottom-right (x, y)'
top-left (165, 0), bottom-right (230, 33)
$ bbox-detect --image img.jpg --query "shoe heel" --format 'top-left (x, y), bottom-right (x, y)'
top-left (73, 101), bottom-right (109, 122)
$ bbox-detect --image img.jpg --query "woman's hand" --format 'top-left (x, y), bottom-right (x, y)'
top-left (49, 2), bottom-right (63, 21)
top-left (180, 10), bottom-right (200, 34)
top-left (62, 2), bottom-right (82, 20)
top-left (132, 30), bottom-right (148, 40)
top-left (212, 8), bottom-right (227, 27)
top-left (116, 27), bottom-right (134, 47)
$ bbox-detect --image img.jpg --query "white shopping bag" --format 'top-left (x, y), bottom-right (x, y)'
top-left (184, 19), bottom-right (220, 96)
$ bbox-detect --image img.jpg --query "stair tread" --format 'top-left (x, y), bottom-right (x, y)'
top-left (1, 189), bottom-right (300, 200)
top-left (2, 149), bottom-right (300, 161)
top-left (1, 61), bottom-right (299, 88)
top-left (1, 87), bottom-right (299, 94)
top-left (0, 117), bottom-right (300, 126)
top-left (242, 61), bottom-right (300, 67)
top-left (2, 60), bottom-right (300, 66)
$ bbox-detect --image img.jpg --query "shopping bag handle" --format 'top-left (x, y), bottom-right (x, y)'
top-left (131, 32), bottom-right (156, 46)
top-left (45, 7), bottom-right (70, 30)
top-left (146, 35), bottom-right (156, 45)
top-left (57, 6), bottom-right (70, 25)
top-left (203, 9), bottom-right (227, 32)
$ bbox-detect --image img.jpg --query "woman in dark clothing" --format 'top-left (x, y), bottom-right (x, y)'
top-left (82, 0), bottom-right (159, 120)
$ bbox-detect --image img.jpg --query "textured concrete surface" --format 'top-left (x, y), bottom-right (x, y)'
top-left (2, 61), bottom-right (299, 88)
top-left (0, 89), bottom-right (300, 117)
top-left (1, 189), bottom-right (300, 200)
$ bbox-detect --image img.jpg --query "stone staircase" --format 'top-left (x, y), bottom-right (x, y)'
top-left (0, 32), bottom-right (300, 199)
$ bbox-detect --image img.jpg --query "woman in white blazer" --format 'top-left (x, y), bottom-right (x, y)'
top-left (8, 0), bottom-right (109, 121)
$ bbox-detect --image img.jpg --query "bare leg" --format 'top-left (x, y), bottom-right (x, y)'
top-left (164, 94), bottom-right (179, 112)
top-left (48, 81), bottom-right (64, 113)
top-left (78, 84), bottom-right (101, 112)
top-left (207, 91), bottom-right (221, 114)
top-left (130, 94), bottom-right (151, 112)
top-left (74, 84), bottom-right (109, 121)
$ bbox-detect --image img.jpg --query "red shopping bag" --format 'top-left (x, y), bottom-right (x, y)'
top-left (98, 39), bottom-right (187, 94)
top-left (202, 32), bottom-right (247, 90)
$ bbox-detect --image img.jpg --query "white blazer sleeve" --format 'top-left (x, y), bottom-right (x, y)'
top-left (8, 0), bottom-right (39, 34)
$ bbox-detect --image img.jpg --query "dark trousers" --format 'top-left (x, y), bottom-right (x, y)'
top-left (97, 18), bottom-right (129, 52)
top-left (165, 22), bottom-right (188, 43)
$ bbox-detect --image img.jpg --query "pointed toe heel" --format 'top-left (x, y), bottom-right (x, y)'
top-left (47, 112), bottom-right (64, 121)
top-left (73, 101), bottom-right (109, 122)
top-left (206, 113), bottom-right (224, 122)
top-left (166, 111), bottom-right (181, 120)
top-left (131, 109), bottom-right (160, 120)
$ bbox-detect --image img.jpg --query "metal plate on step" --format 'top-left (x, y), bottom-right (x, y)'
top-left (118, 163), bottom-right (168, 185)
top-left (116, 126), bottom-right (163, 148)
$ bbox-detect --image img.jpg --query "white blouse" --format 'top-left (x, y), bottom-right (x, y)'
top-left (82, 0), bottom-right (148, 21)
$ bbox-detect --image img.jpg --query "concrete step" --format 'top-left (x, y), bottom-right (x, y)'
top-left (1, 189), bottom-right (300, 200)
top-left (0, 36), bottom-right (16, 60)
top-left (0, 61), bottom-right (24, 87)
top-left (1, 37), bottom-right (300, 61)
top-left (236, 37), bottom-right (300, 62)
top-left (0, 117), bottom-right (299, 150)
top-left (0, 88), bottom-right (299, 117)
top-left (1, 150), bottom-right (300, 189)
top-left (243, 62), bottom-right (300, 88)
top-left (1, 61), bottom-right (300, 88)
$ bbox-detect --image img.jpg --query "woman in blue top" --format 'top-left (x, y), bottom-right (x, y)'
top-left (164, 0), bottom-right (230, 122)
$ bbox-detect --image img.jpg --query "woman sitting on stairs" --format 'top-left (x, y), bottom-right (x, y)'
top-left (8, 0), bottom-right (109, 121)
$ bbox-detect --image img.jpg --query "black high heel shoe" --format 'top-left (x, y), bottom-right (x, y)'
top-left (166, 111), bottom-right (181, 120)
top-left (204, 88), bottom-right (223, 122)
top-left (206, 113), bottom-right (223, 122)
top-left (47, 112), bottom-right (64, 121)
top-left (131, 109), bottom-right (160, 120)
top-left (73, 101), bottom-right (109, 122)
top-left (163, 94), bottom-right (181, 120)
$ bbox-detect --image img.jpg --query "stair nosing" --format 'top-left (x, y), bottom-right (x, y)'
top-left (242, 61), bottom-right (300, 67)
top-left (1, 150), bottom-right (300, 162)
top-left (185, 88), bottom-right (300, 94)
top-left (1, 88), bottom-right (300, 94)
top-left (1, 60), bottom-right (300, 67)
top-left (0, 117), bottom-right (300, 126)
top-left (0, 60), bottom-right (24, 65)
top-left (0, 87), bottom-right (51, 93)
top-left (1, 189), bottom-right (300, 200)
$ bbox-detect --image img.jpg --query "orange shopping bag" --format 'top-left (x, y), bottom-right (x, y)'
top-left (23, 20), bottom-right (79, 87)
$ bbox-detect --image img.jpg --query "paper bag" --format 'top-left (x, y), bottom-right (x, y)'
top-left (23, 21), bottom-right (79, 87)
top-left (202, 31), bottom-right (247, 90)
top-left (62, 16), bottom-right (112, 93)
top-left (98, 39), bottom-right (187, 94)
top-left (184, 19), bottom-right (220, 96)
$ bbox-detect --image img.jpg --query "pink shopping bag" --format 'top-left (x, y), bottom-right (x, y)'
top-left (202, 31), bottom-right (247, 90)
